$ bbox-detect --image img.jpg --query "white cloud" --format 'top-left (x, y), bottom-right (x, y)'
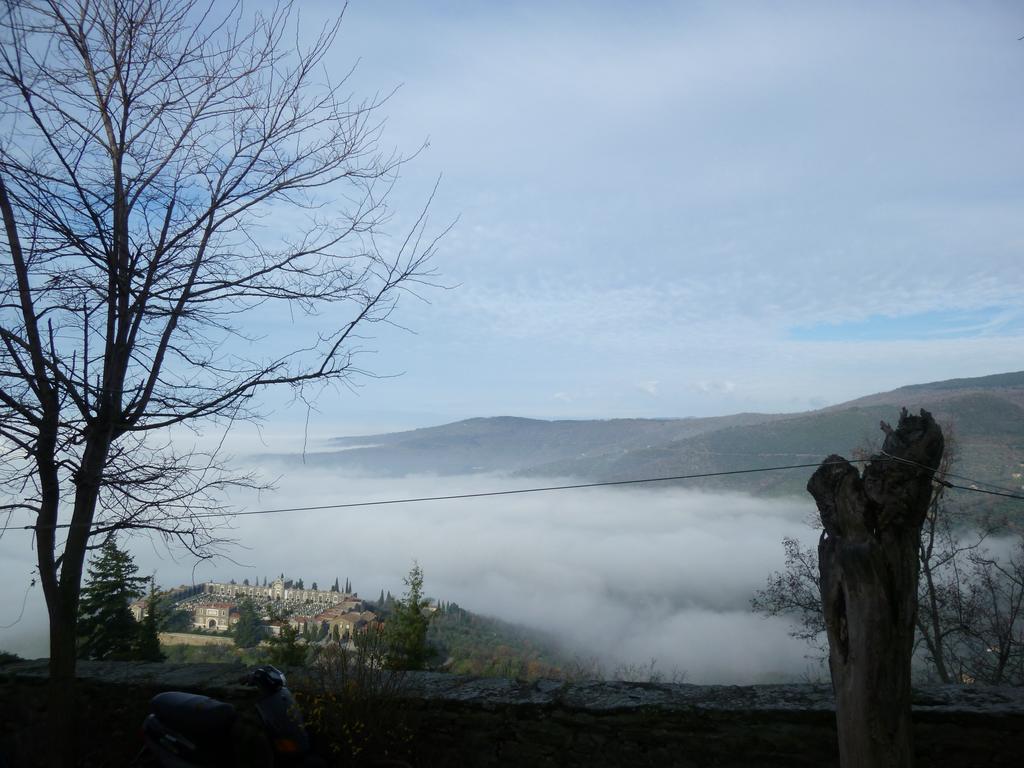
top-left (637, 380), bottom-right (659, 397)
top-left (696, 380), bottom-right (737, 395)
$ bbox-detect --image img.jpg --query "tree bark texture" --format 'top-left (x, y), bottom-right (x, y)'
top-left (808, 408), bottom-right (943, 768)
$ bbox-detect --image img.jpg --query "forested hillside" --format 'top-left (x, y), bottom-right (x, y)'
top-left (427, 603), bottom-right (569, 679)
top-left (267, 371), bottom-right (1024, 517)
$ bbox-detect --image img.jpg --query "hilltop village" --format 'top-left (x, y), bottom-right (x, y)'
top-left (134, 576), bottom-right (380, 641)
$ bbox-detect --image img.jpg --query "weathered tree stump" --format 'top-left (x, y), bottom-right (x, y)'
top-left (808, 408), bottom-right (943, 768)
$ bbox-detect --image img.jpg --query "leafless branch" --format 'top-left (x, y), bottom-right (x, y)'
top-left (0, 4), bottom-right (444, 761)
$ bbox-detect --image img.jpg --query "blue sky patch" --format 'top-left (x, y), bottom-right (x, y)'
top-left (789, 308), bottom-right (1022, 342)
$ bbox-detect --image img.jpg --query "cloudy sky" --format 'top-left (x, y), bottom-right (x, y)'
top-left (233, 0), bottom-right (1024, 436)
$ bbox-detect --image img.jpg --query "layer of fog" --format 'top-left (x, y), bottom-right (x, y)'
top-left (3, 462), bottom-right (833, 683)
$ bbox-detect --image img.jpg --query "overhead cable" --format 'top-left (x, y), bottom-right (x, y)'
top-left (10, 454), bottom-right (1024, 534)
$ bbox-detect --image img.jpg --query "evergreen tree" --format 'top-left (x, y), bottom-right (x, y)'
top-left (384, 562), bottom-right (433, 671)
top-left (296, 578), bottom-right (304, 590)
top-left (345, 577), bottom-right (351, 593)
top-left (311, 581), bottom-right (318, 592)
top-left (267, 623), bottom-right (307, 667)
top-left (233, 600), bottom-right (264, 648)
top-left (134, 581), bottom-right (166, 662)
top-left (77, 539), bottom-right (149, 660)
top-left (243, 578), bottom-right (250, 586)
top-left (263, 577), bottom-right (268, 587)
top-left (318, 621), bottom-right (329, 641)
top-left (331, 577), bottom-right (340, 592)
top-left (161, 606), bottom-right (193, 633)
top-left (378, 589), bottom-right (385, 606)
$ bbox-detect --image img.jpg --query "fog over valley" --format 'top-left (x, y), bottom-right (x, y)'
top-left (0, 461), bottom-right (822, 683)
top-left (4, 372), bottom-right (1021, 681)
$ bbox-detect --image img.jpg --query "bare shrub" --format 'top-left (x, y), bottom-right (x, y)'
top-left (296, 627), bottom-right (412, 767)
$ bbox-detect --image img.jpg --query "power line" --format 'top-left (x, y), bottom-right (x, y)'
top-left (9, 455), bottom-right (1024, 534)
top-left (880, 451), bottom-right (1024, 497)
top-left (881, 452), bottom-right (1024, 501)
top-left (16, 459), bottom-right (858, 532)
top-left (942, 483), bottom-right (1024, 502)
top-left (0, 579), bottom-right (35, 629)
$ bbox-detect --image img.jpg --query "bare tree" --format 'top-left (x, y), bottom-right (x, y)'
top-left (958, 541), bottom-right (1024, 684)
top-left (912, 426), bottom-right (1024, 684)
top-left (753, 430), bottom-right (1024, 688)
top-left (913, 470), bottom-right (986, 684)
top-left (750, 536), bottom-right (826, 650)
top-left (0, 1), bottom-right (441, 764)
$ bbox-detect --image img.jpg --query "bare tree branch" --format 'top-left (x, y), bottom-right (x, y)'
top-left (0, 3), bottom-right (443, 764)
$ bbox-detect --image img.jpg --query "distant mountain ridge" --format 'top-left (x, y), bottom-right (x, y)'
top-left (275, 371), bottom-right (1024, 512)
top-left (831, 370), bottom-right (1024, 410)
top-left (322, 411), bottom-right (795, 475)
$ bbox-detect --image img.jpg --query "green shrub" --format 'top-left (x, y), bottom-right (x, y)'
top-left (266, 623), bottom-right (308, 667)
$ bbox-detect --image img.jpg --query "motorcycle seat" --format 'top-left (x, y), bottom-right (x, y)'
top-left (150, 691), bottom-right (238, 742)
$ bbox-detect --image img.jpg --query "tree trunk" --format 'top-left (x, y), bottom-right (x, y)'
top-left (808, 408), bottom-right (943, 768)
top-left (48, 597), bottom-right (79, 768)
top-left (43, 432), bottom-right (110, 767)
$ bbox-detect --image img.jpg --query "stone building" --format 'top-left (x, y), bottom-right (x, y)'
top-left (129, 599), bottom-right (148, 622)
top-left (192, 602), bottom-right (235, 631)
top-left (315, 607), bottom-right (378, 638)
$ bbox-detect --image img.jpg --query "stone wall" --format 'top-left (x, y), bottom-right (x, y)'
top-left (2, 660), bottom-right (1023, 767)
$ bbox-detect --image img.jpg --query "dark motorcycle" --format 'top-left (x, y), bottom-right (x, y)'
top-left (136, 665), bottom-right (325, 767)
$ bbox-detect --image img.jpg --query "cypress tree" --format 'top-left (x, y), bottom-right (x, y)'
top-left (267, 622), bottom-right (306, 667)
top-left (134, 581), bottom-right (166, 662)
top-left (233, 600), bottom-right (264, 648)
top-left (77, 539), bottom-right (149, 661)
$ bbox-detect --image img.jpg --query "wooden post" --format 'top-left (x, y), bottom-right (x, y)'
top-left (808, 408), bottom-right (943, 768)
